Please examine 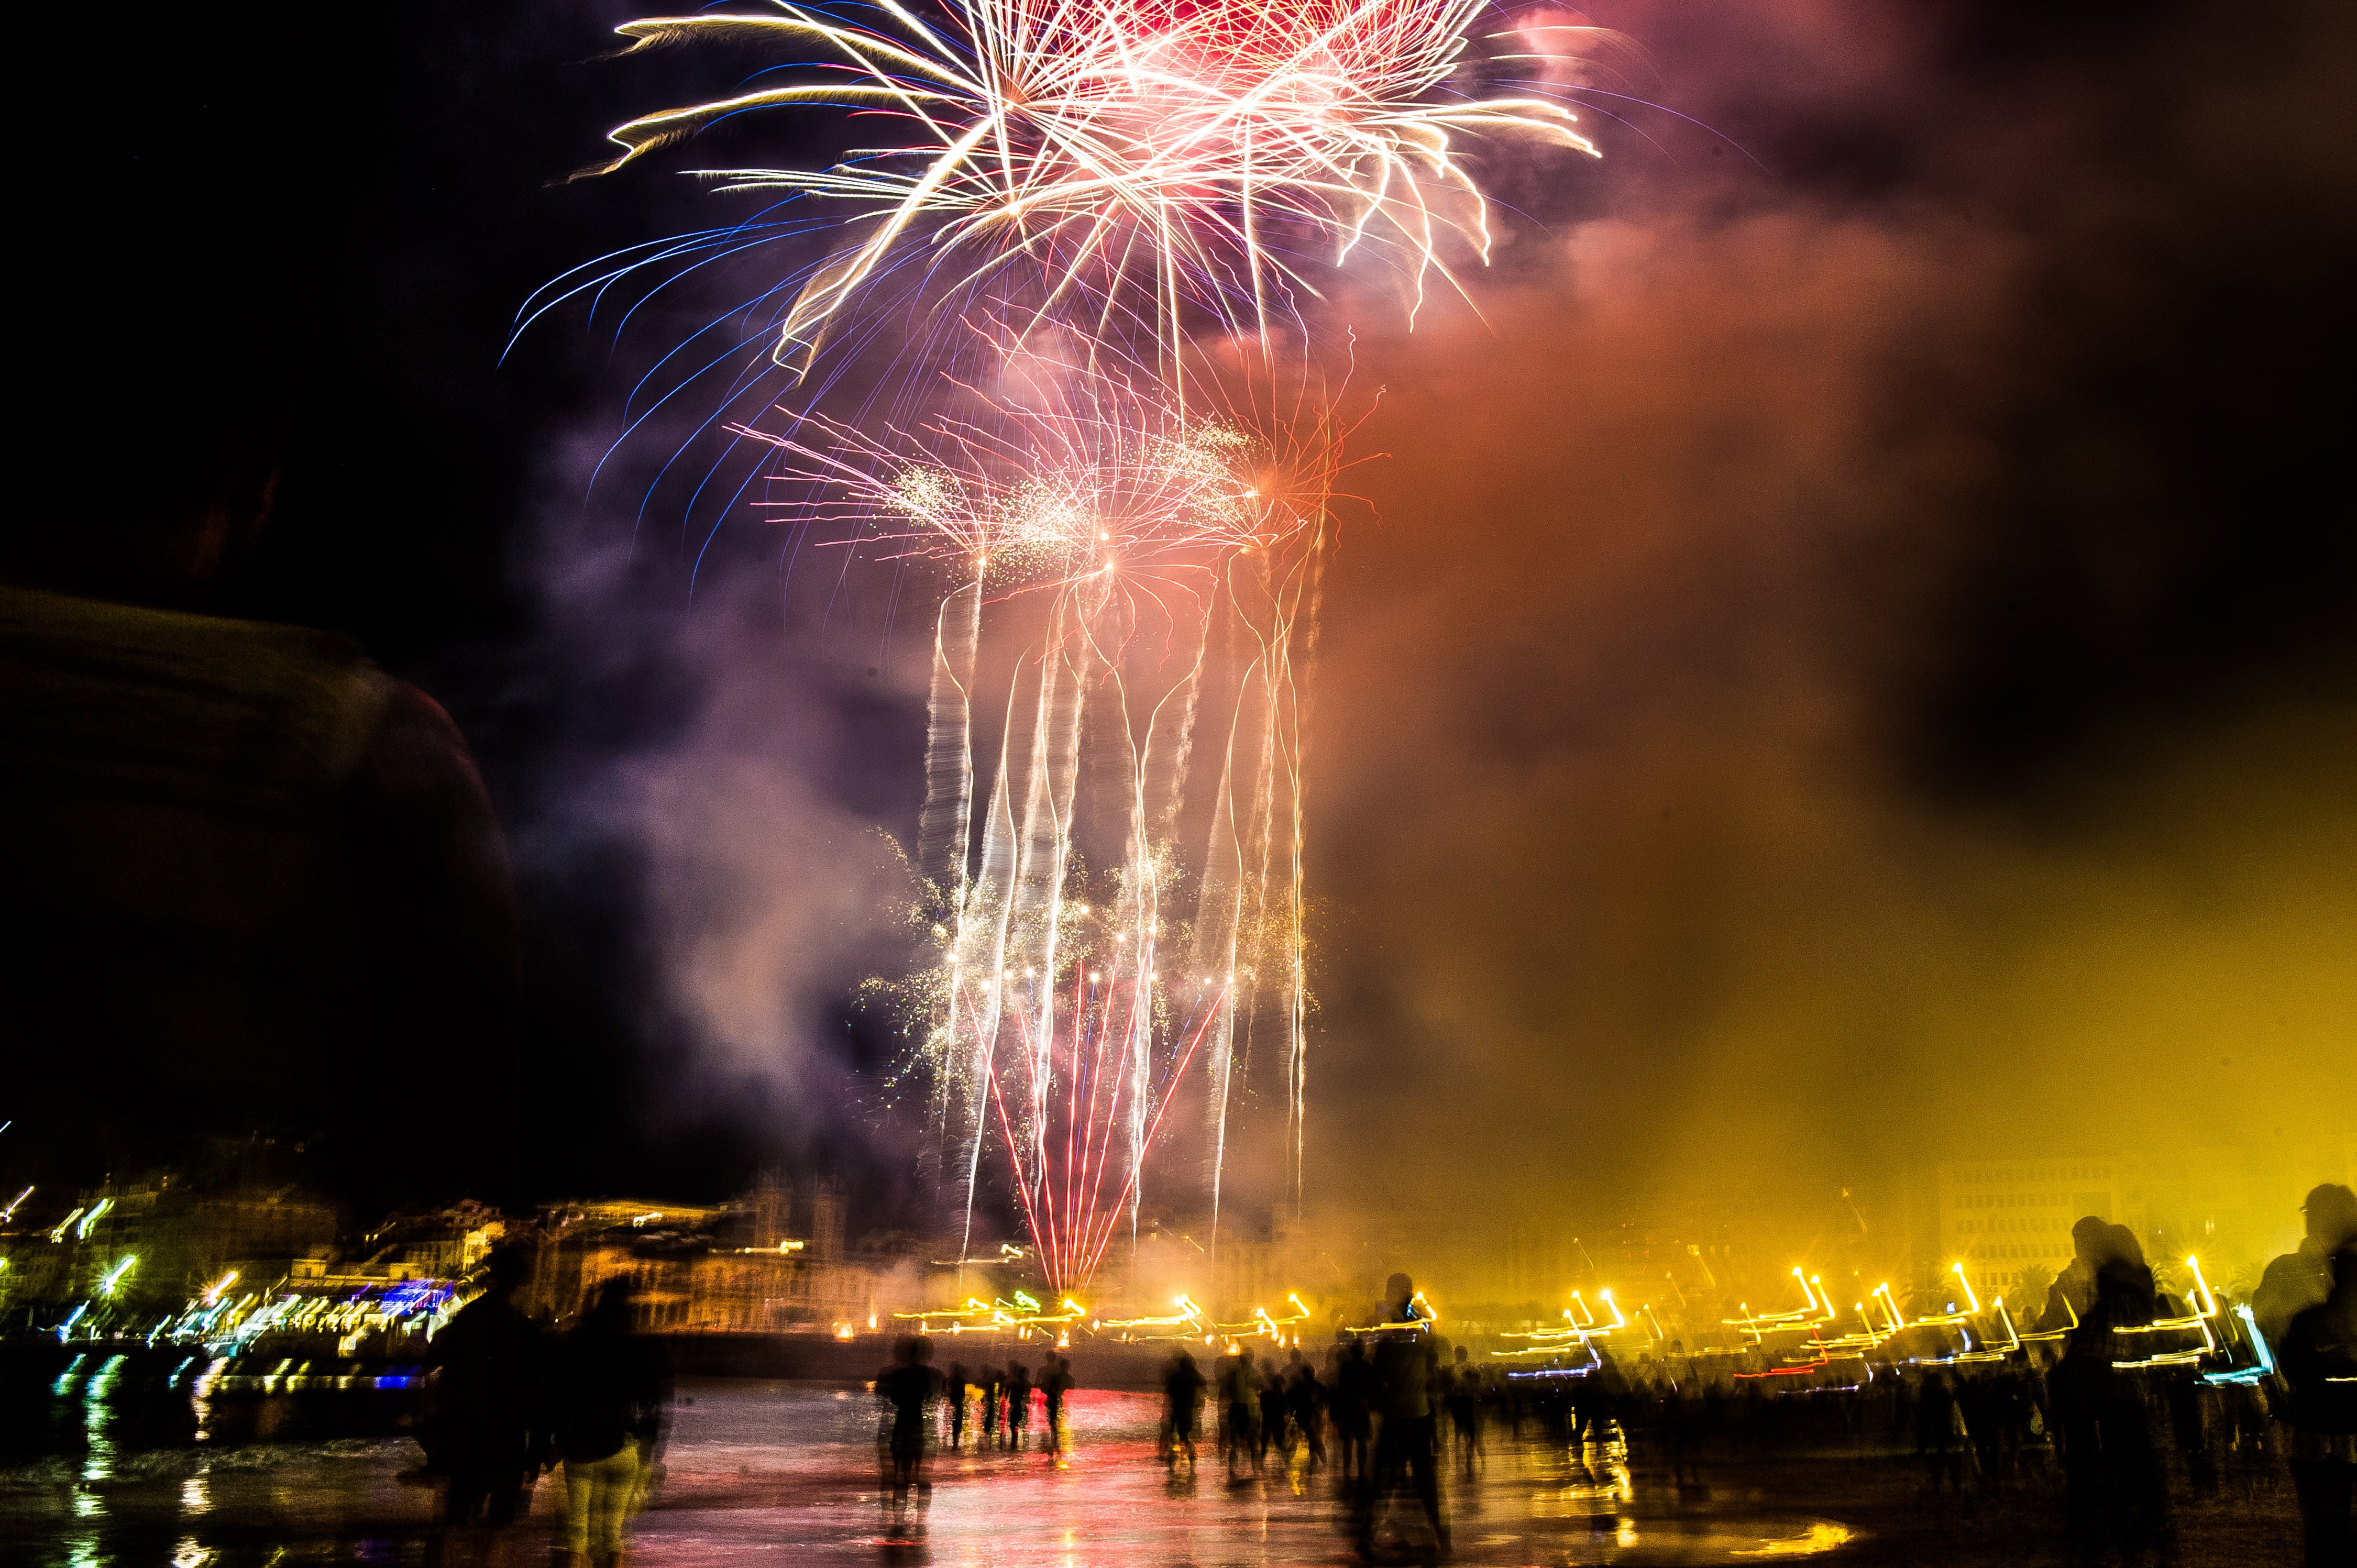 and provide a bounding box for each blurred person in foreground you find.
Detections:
[2275,1244,2356,1567]
[1351,1273,1447,1561]
[1038,1353,1074,1450]
[422,1246,545,1564]
[2051,1224,2168,1566]
[546,1278,670,1568]
[2255,1185,2357,1356]
[2039,1216,2114,1333]
[1218,1344,1260,1478]
[879,1335,940,1522]
[0,373,517,1205]
[2253,1184,2357,1556]
[1162,1348,1205,1472]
